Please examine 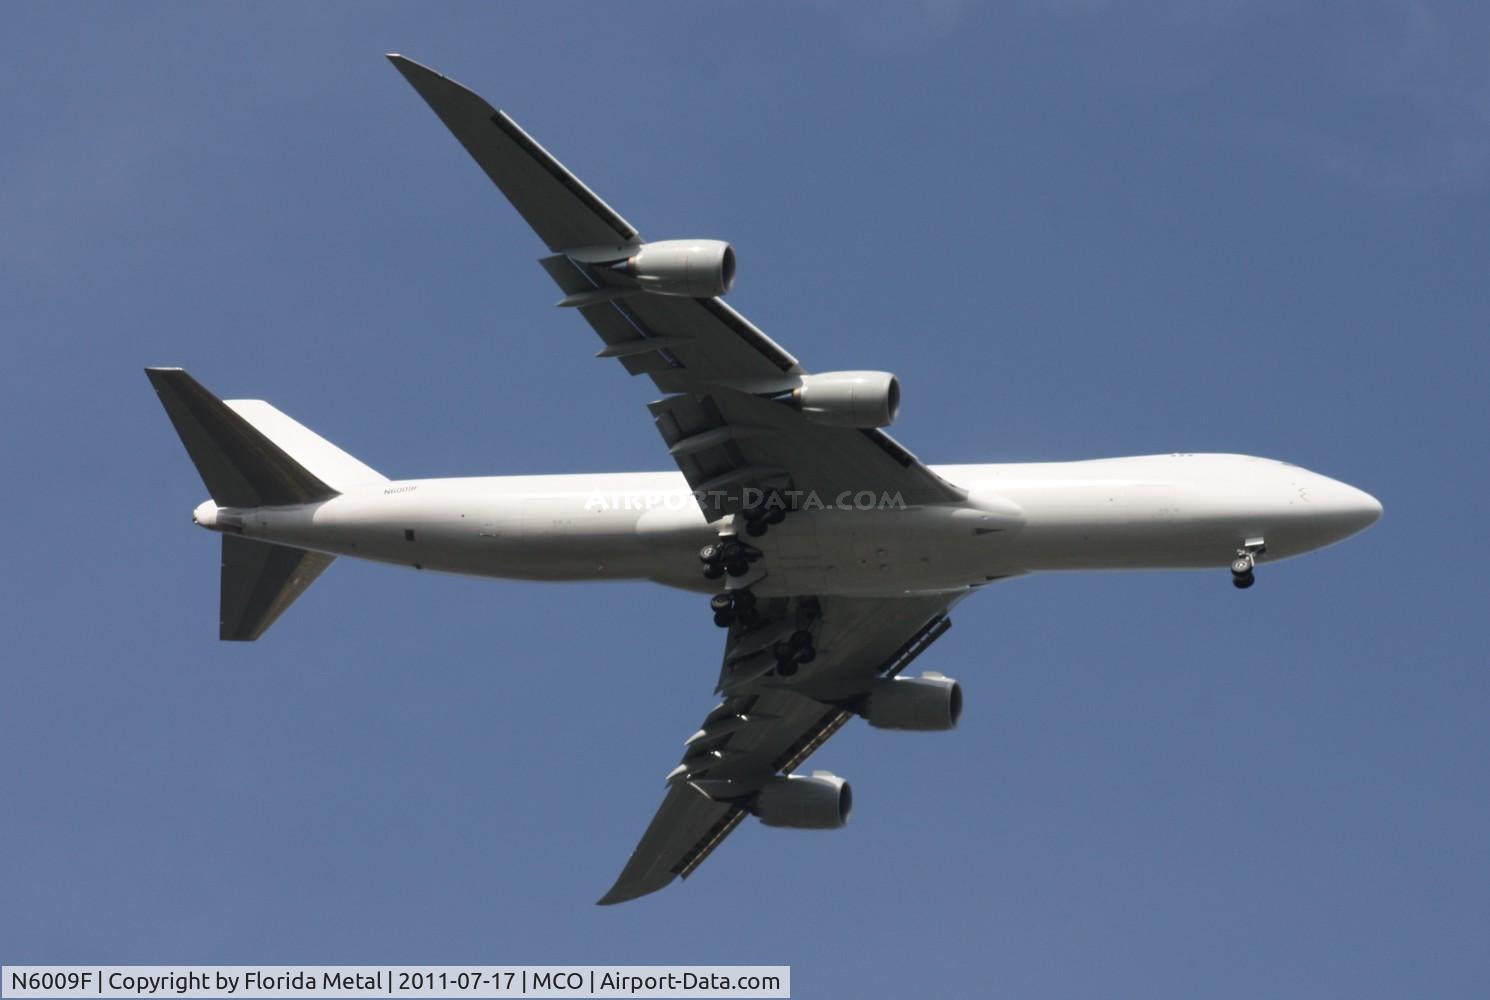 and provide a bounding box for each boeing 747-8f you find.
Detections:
[146,55,1381,904]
